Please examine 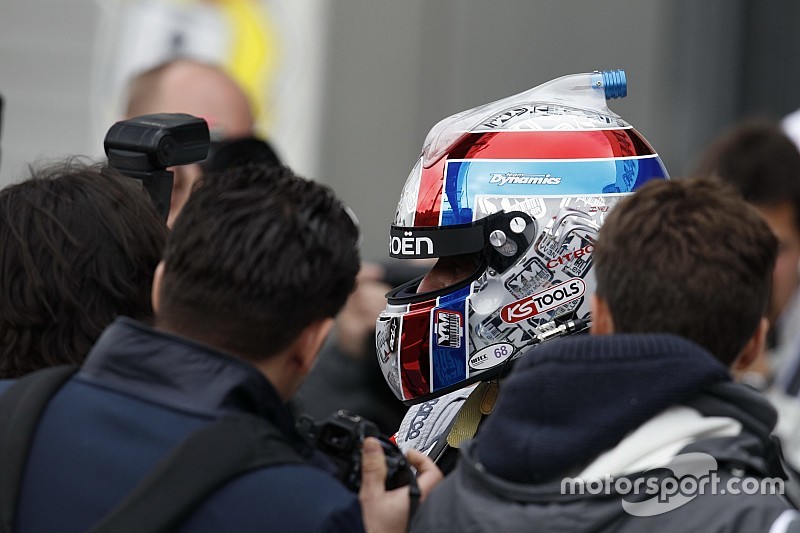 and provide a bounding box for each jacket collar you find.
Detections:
[78,317,296,437]
[681,381,786,479]
[476,333,732,483]
[459,382,785,502]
